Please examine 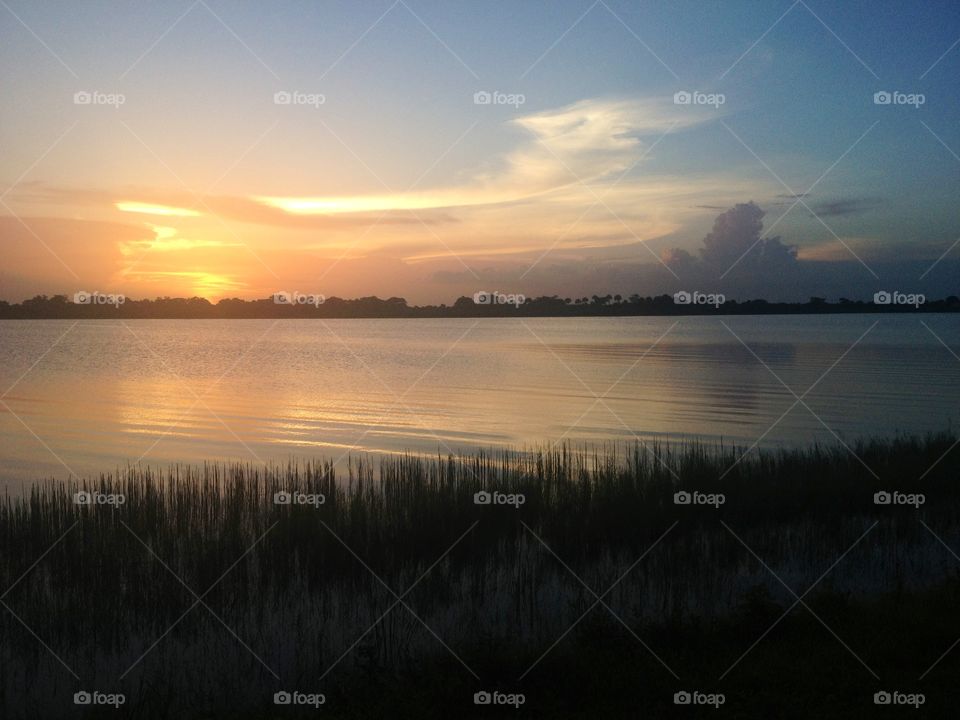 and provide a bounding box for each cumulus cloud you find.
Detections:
[664,202,797,277]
